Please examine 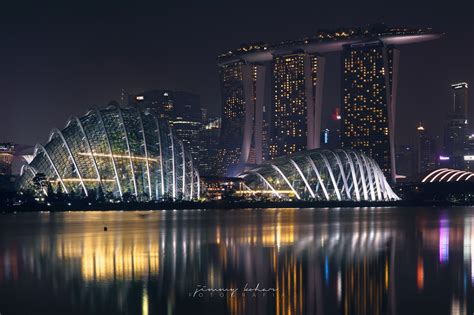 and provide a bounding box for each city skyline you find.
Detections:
[1,4,474,315]
[0,2,472,150]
